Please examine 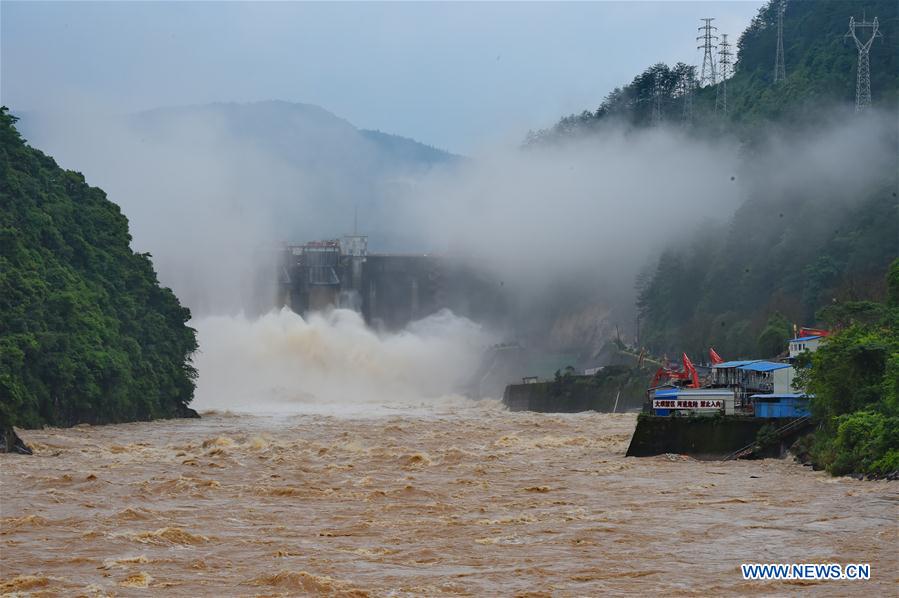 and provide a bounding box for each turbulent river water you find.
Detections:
[1,403,897,596]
